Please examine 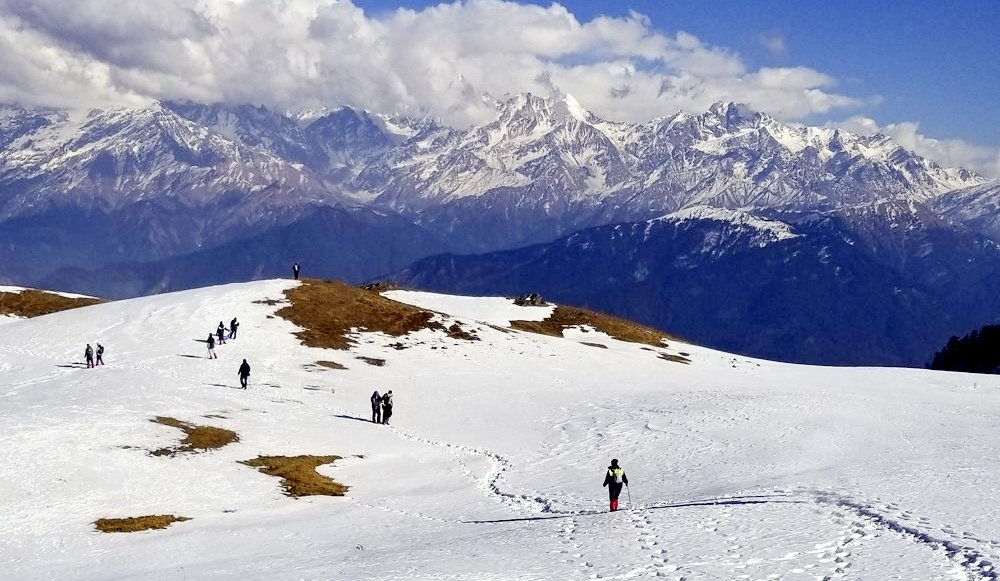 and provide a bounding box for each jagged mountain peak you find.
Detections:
[703,100,766,128]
